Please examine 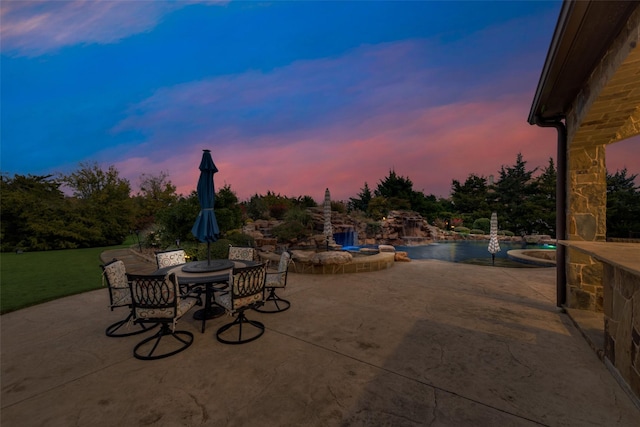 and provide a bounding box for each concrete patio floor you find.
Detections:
[2,253,639,426]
